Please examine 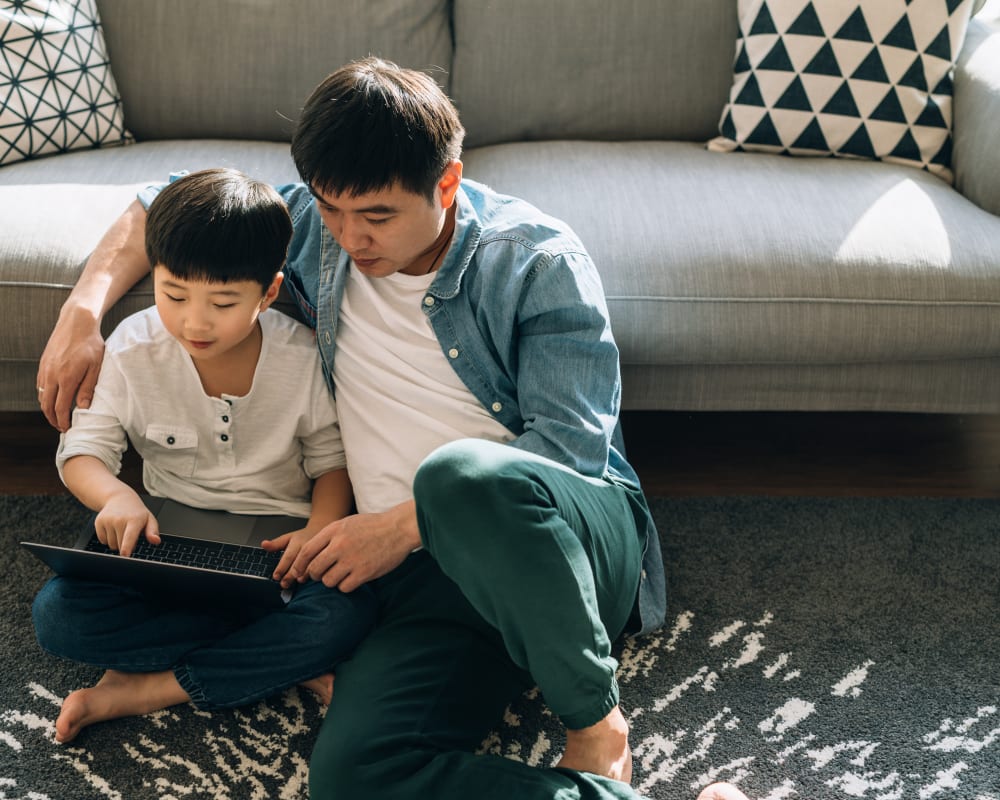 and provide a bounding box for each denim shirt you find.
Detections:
[277,178,665,636]
[139,175,665,634]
